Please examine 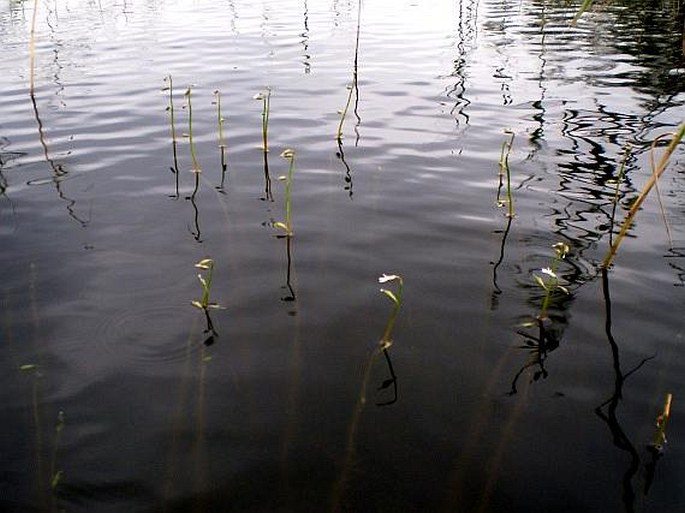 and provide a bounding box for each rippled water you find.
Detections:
[1,0,684,511]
